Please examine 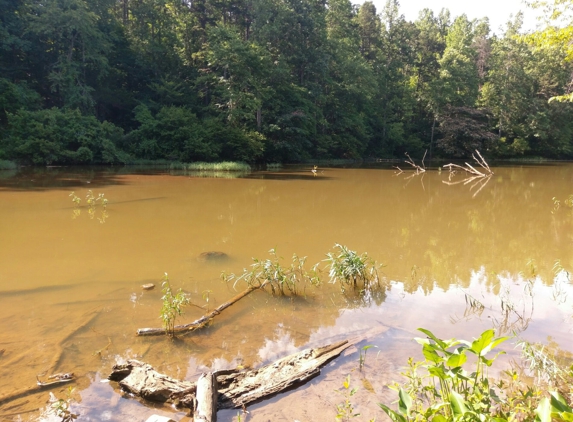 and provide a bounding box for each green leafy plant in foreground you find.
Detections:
[380,328,573,421]
[160,273,189,336]
[380,328,510,421]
